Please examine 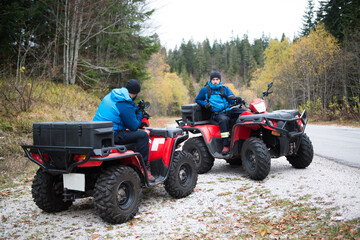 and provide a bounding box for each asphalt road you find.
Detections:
[305,124,360,168]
